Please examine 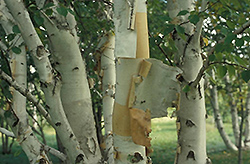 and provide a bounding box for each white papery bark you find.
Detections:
[4,1,88,163]
[0,3,51,163]
[40,5,102,163]
[167,0,209,163]
[96,32,115,164]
